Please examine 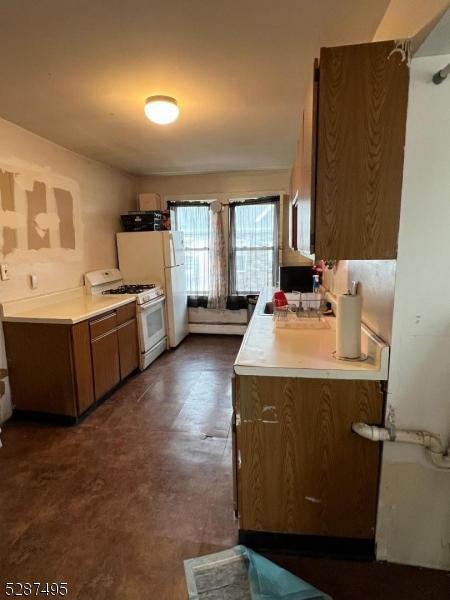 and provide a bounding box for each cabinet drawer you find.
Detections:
[116,302,136,325]
[89,312,117,340]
